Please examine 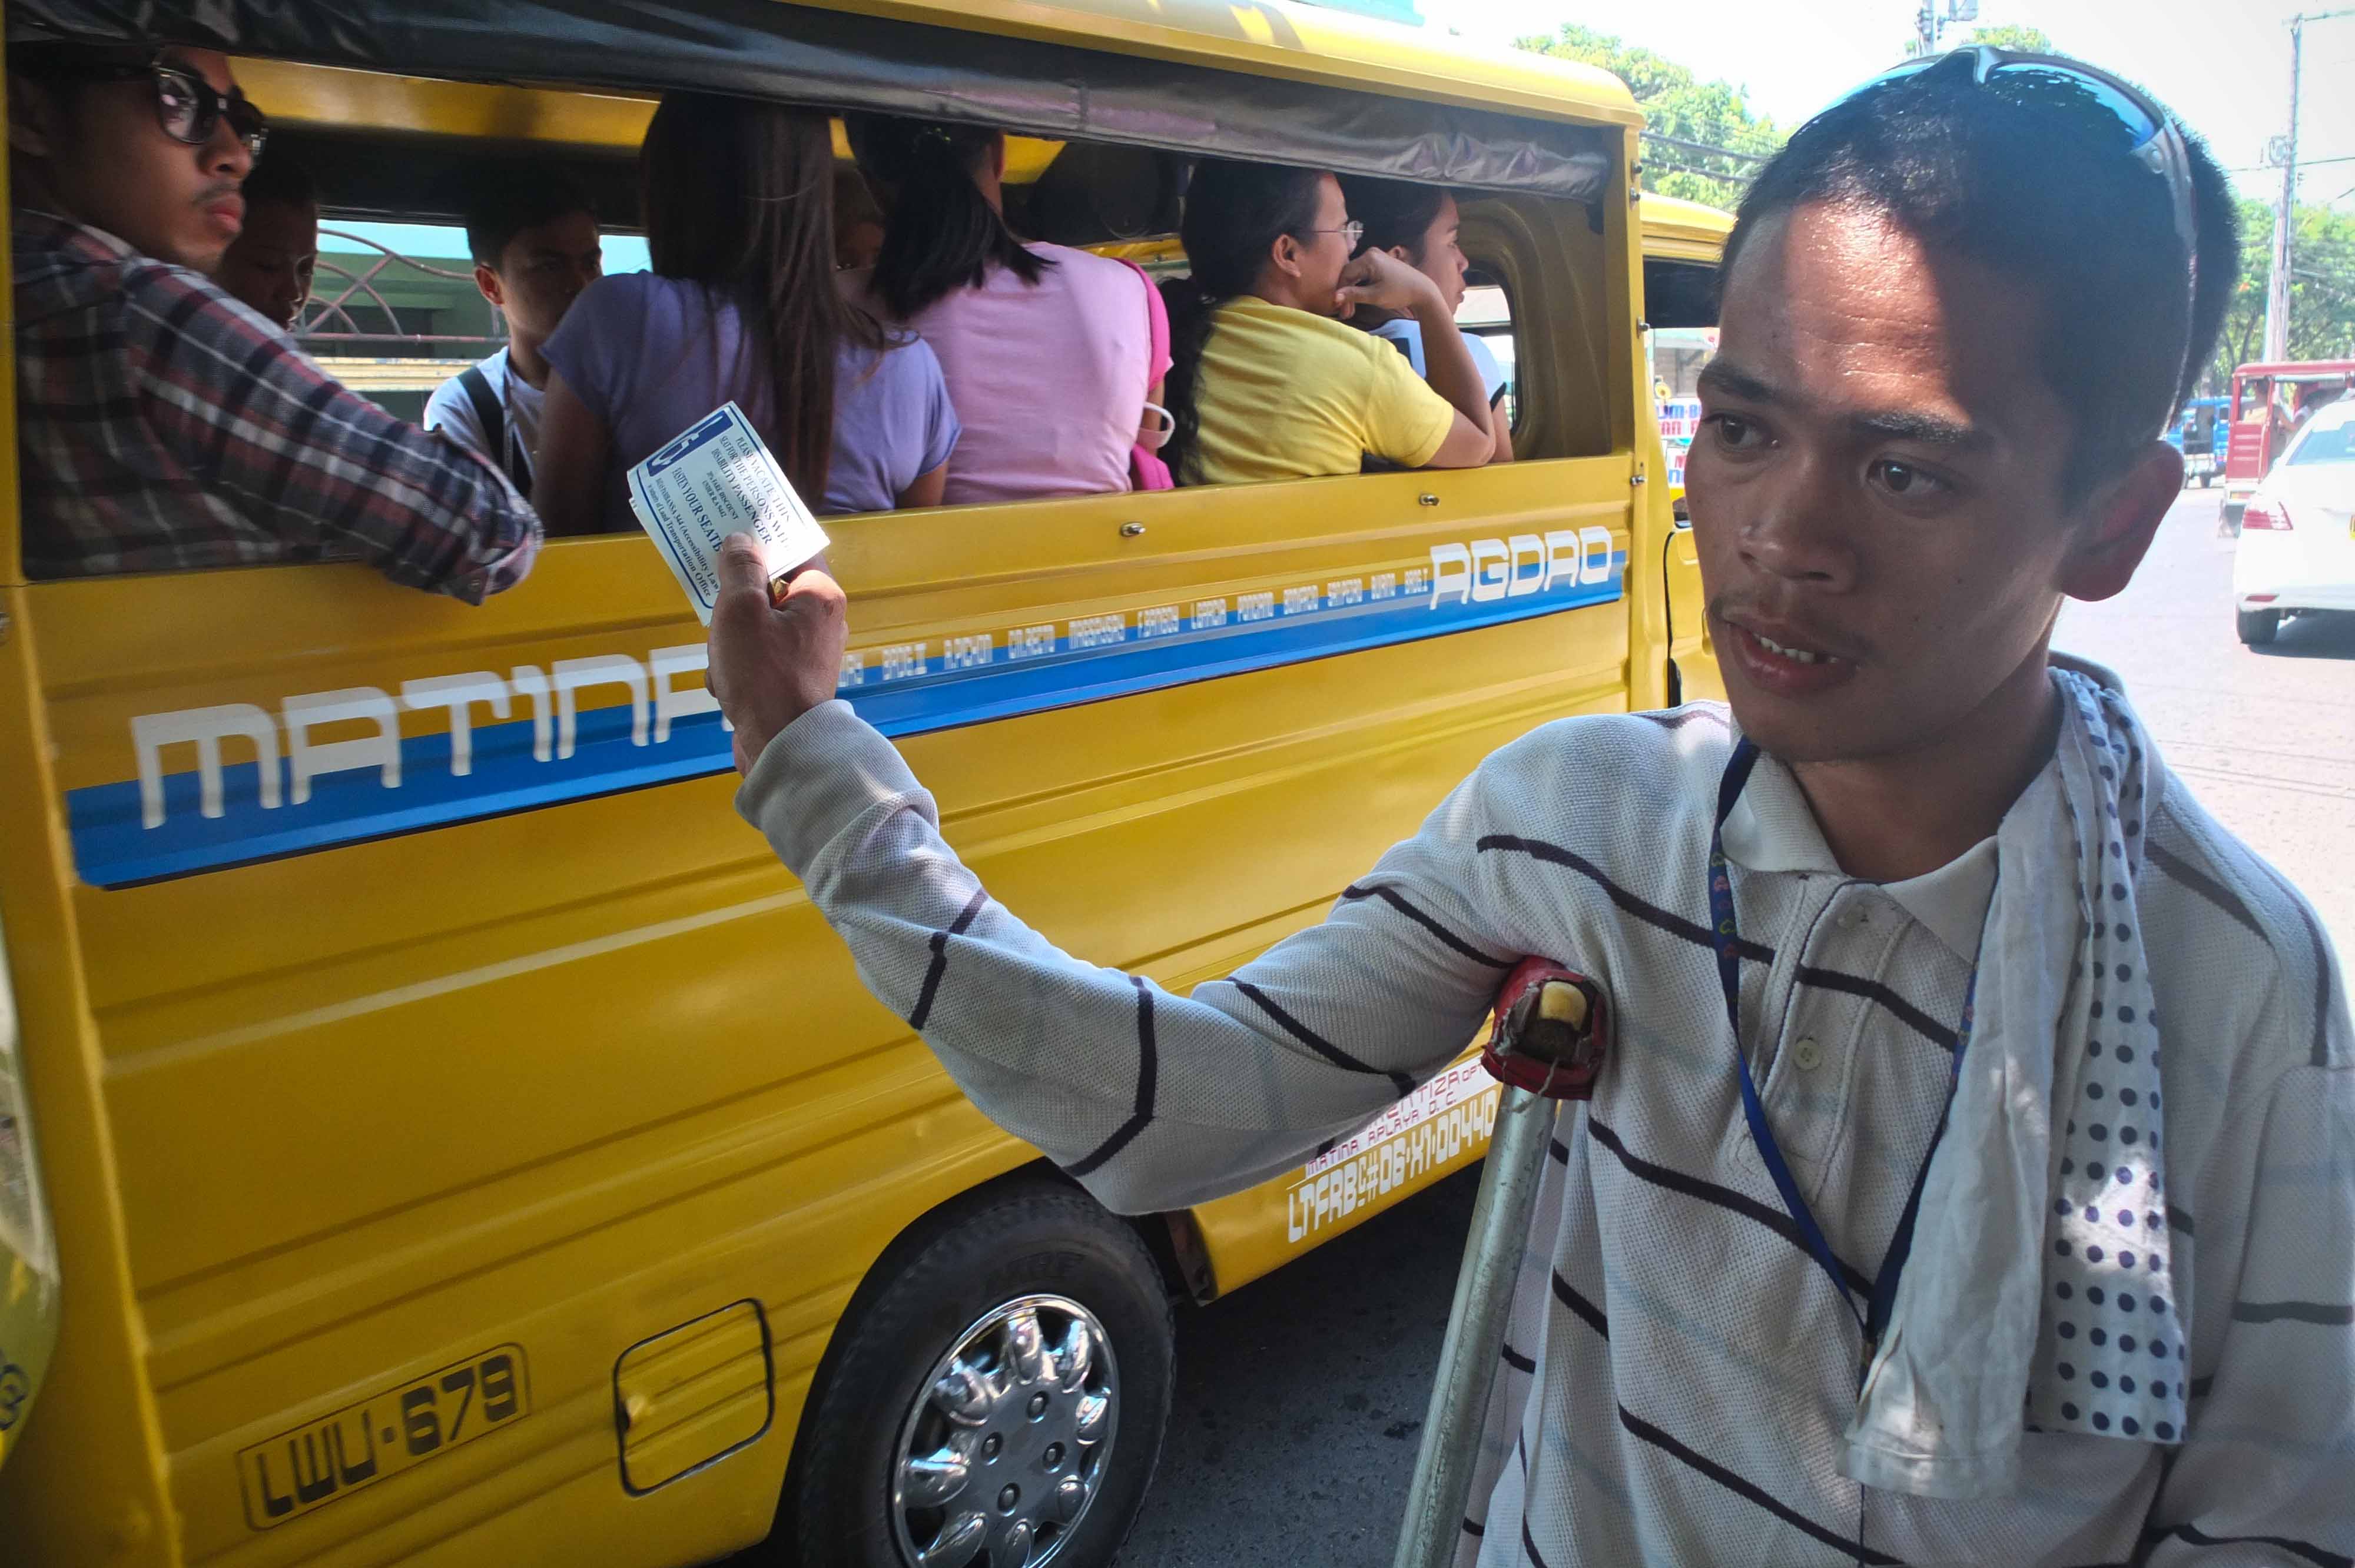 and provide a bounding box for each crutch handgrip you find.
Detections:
[1482,957,1608,1100]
